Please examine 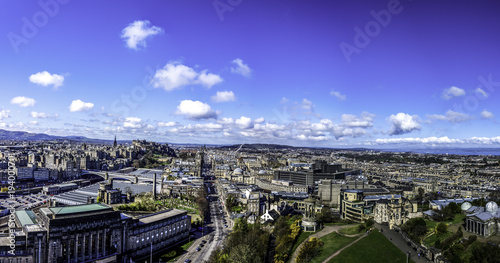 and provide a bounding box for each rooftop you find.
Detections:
[15,210,37,226]
[49,203,111,216]
[138,209,186,224]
